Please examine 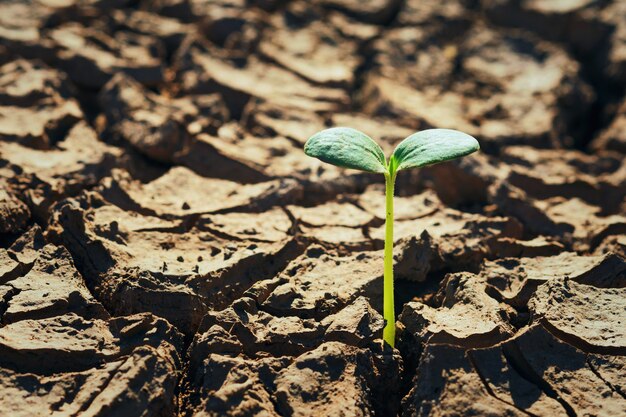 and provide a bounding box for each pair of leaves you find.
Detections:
[304,127,479,175]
